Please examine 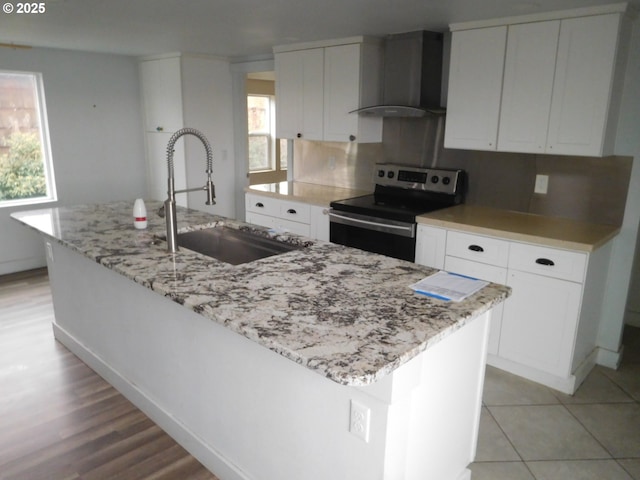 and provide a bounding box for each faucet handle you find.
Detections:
[157,204,166,218]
